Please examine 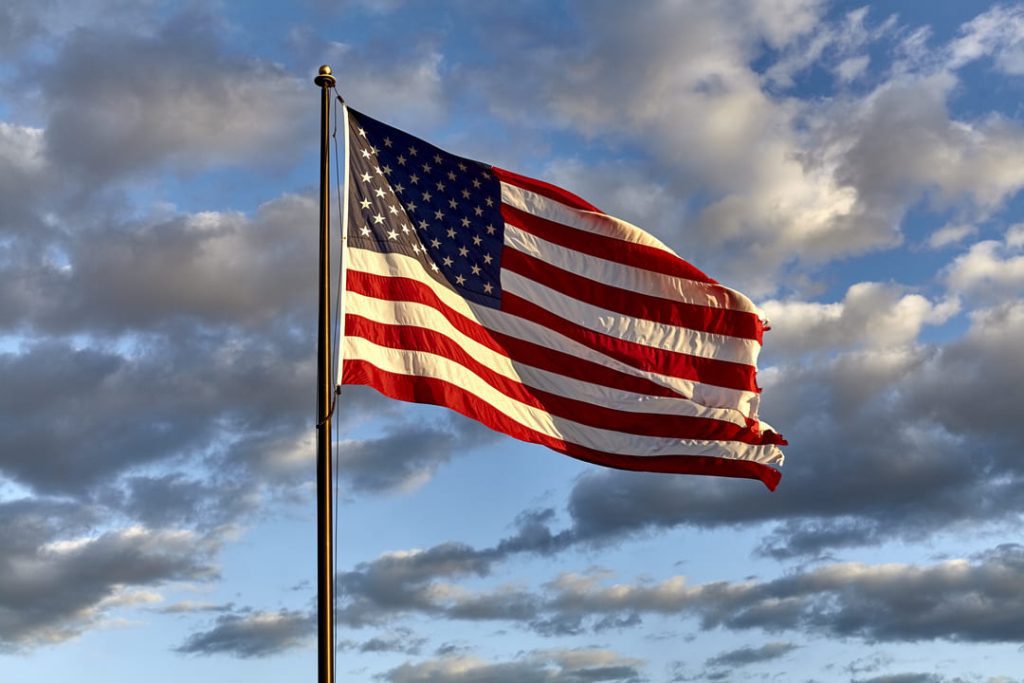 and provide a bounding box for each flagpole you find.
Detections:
[314,64,336,683]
